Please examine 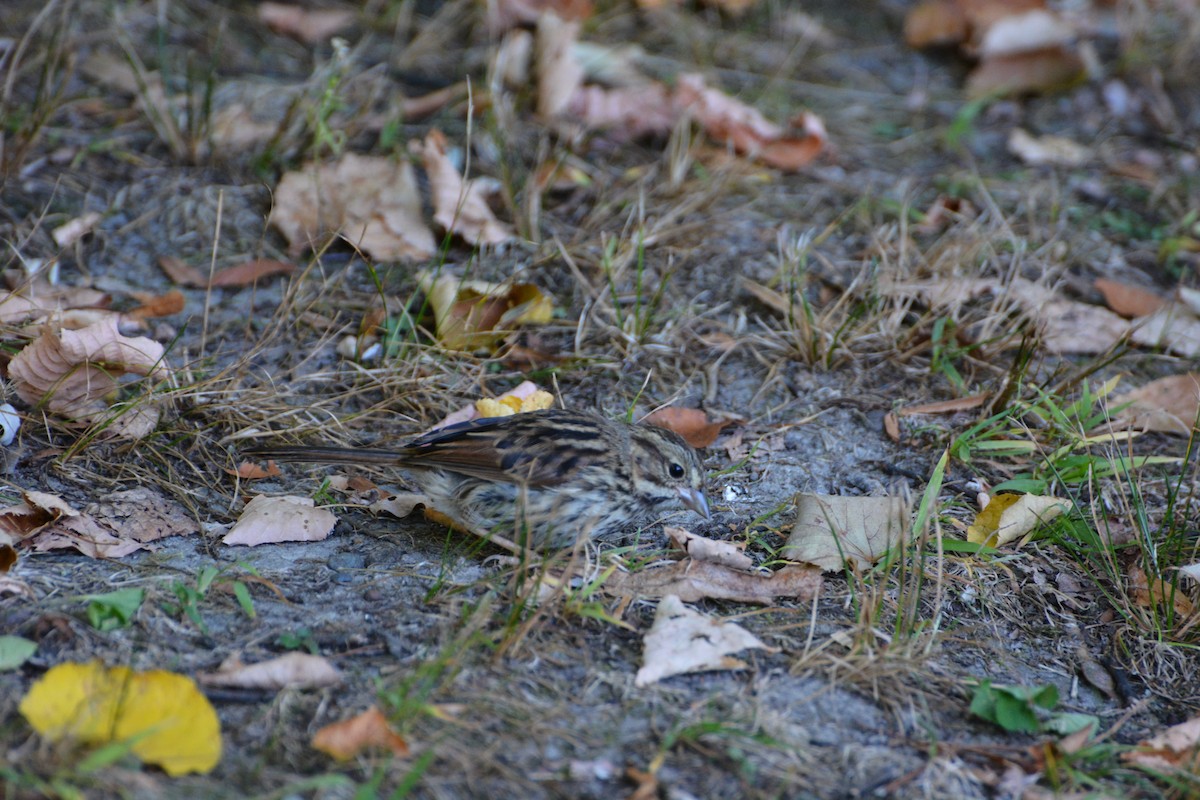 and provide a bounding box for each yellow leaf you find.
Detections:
[19,661,221,776]
[419,271,554,351]
[967,493,1072,547]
